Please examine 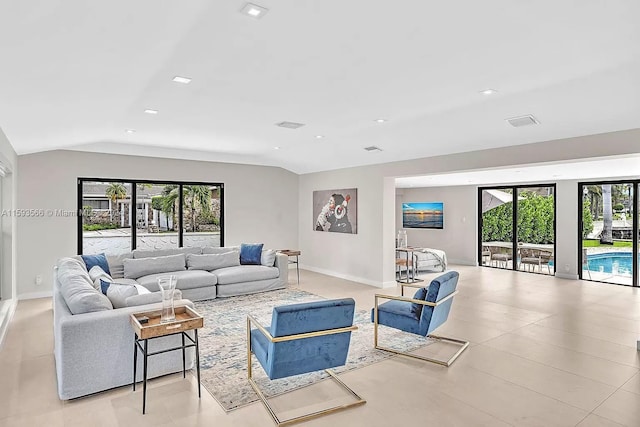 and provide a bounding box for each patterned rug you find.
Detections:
[193,288,433,412]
